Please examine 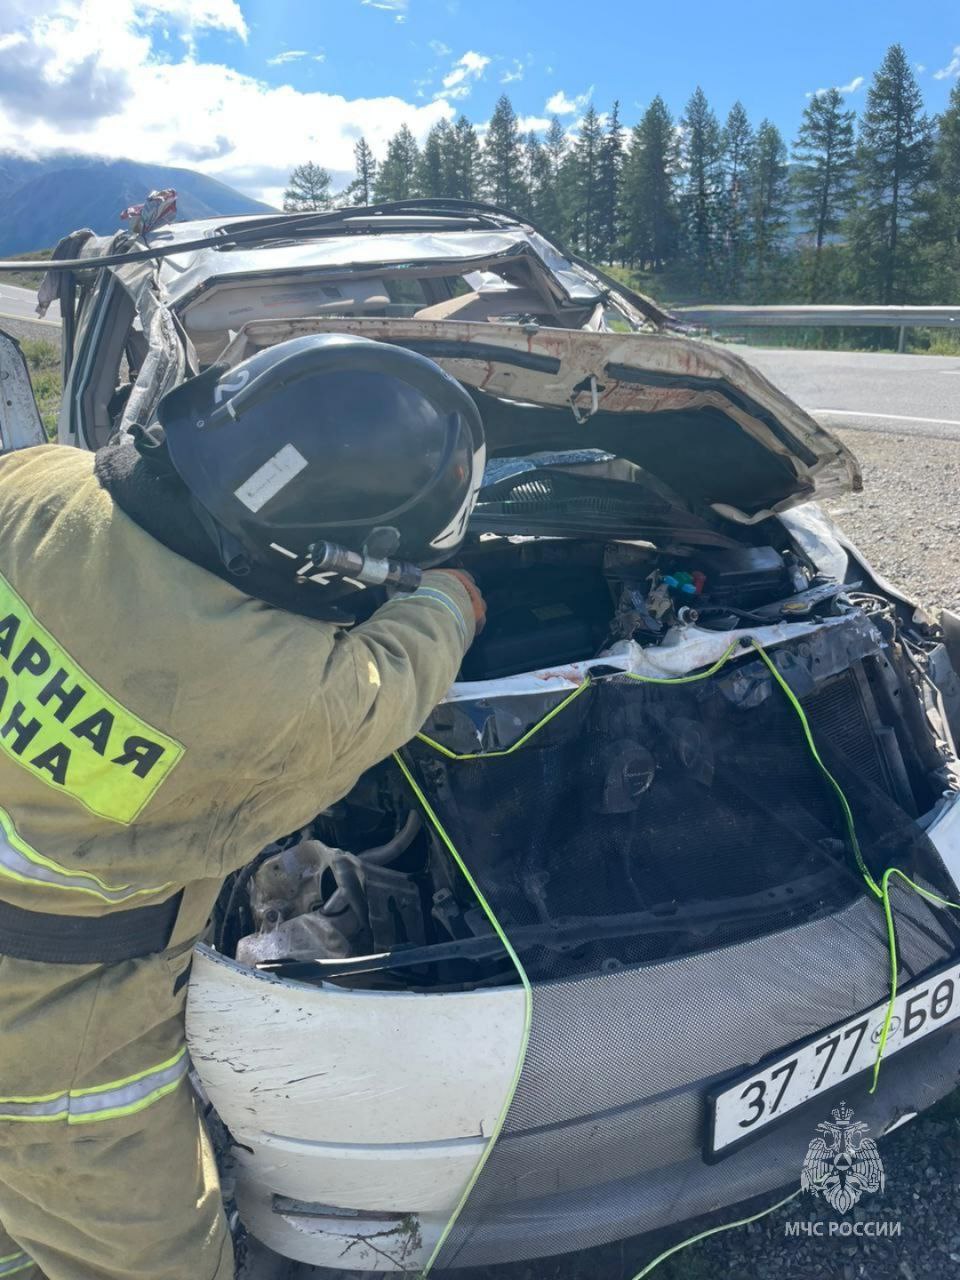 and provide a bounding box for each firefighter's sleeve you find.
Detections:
[306,570,477,786]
